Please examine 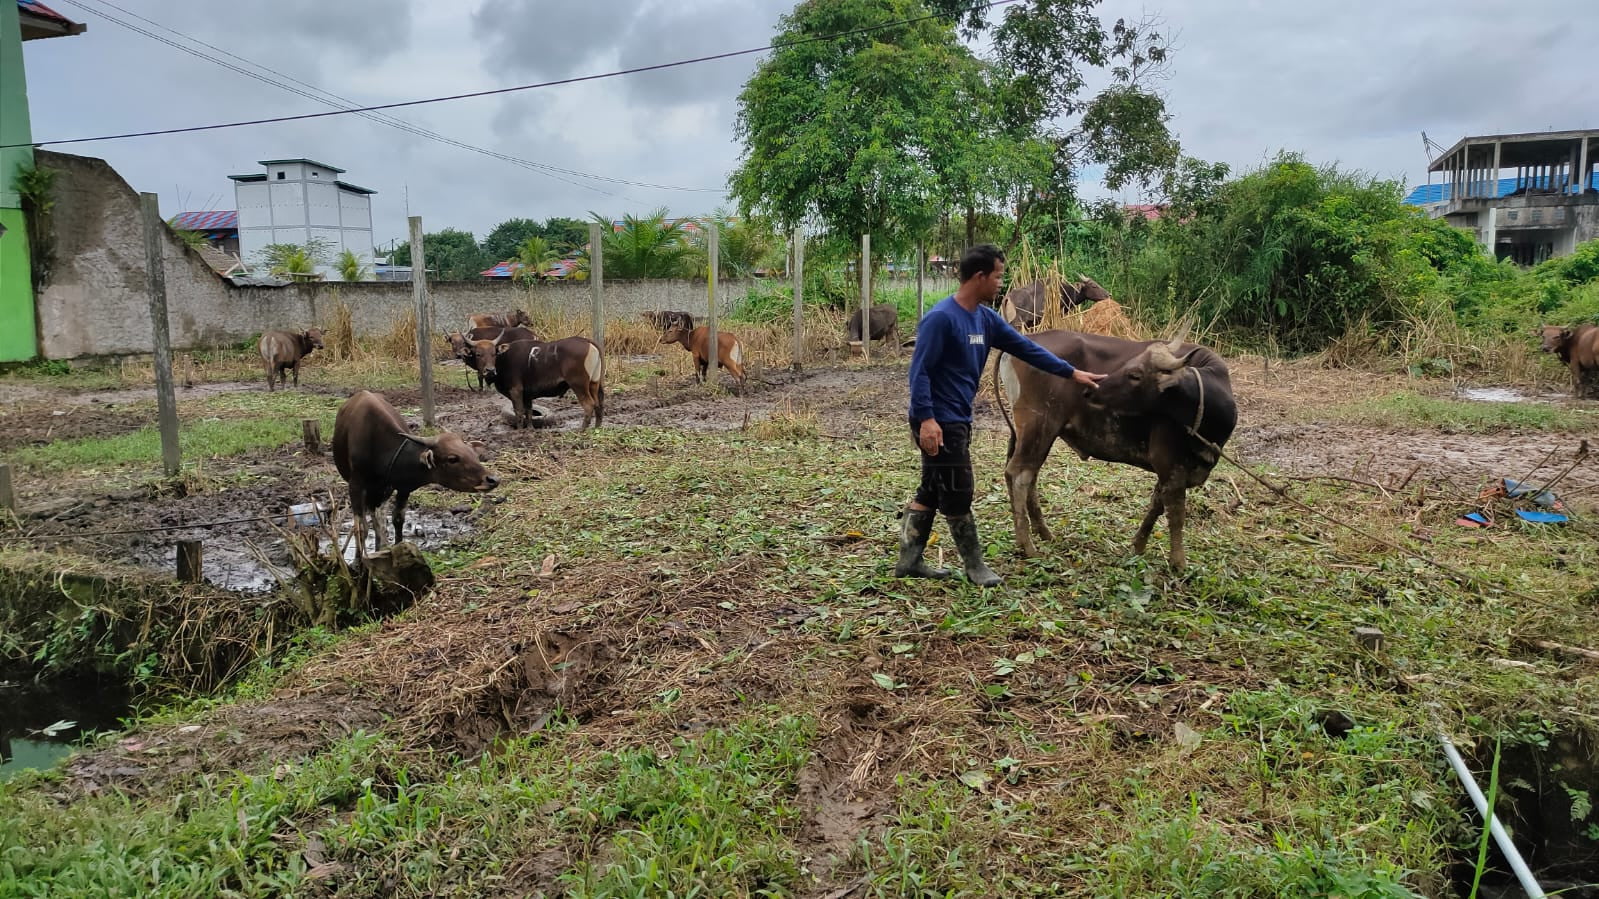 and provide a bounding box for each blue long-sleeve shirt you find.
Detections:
[907,295,1078,424]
